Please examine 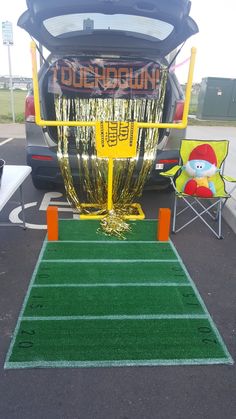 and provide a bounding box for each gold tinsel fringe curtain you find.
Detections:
[54,64,168,215]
